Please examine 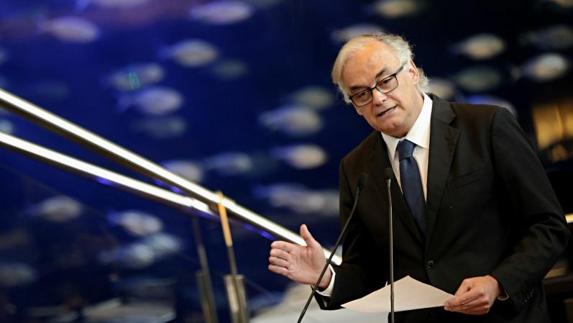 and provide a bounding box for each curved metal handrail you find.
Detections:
[0,88,341,264]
